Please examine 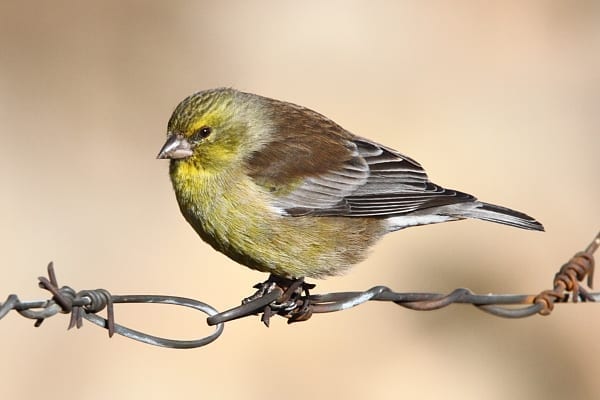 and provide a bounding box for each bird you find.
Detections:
[158,88,543,280]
